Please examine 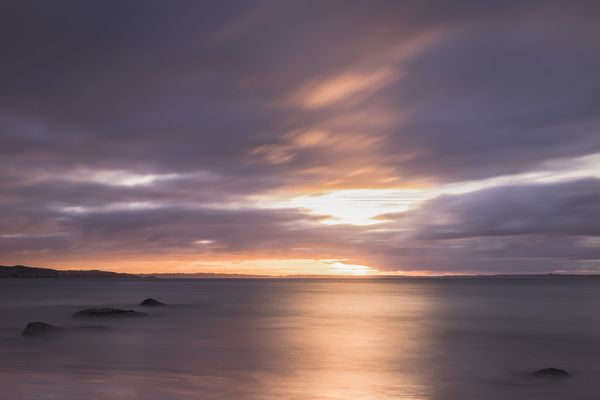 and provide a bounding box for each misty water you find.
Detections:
[1,277,600,400]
